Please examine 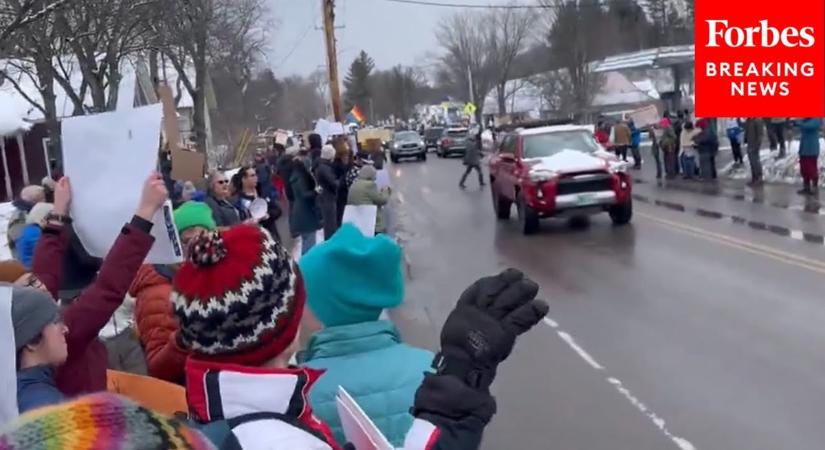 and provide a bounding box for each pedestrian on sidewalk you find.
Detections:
[672,112,685,175]
[348,165,390,234]
[314,145,340,240]
[694,119,719,181]
[725,117,744,165]
[612,120,632,163]
[649,125,663,179]
[680,121,700,179]
[628,118,642,168]
[744,118,764,185]
[796,118,822,196]
[288,155,322,255]
[770,118,788,157]
[459,128,485,189]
